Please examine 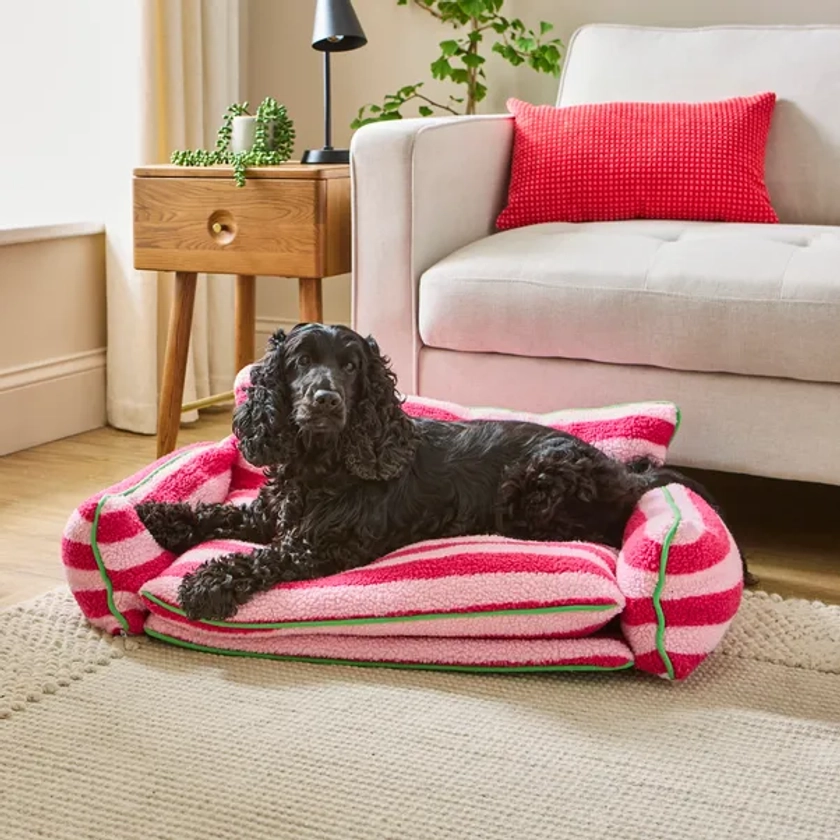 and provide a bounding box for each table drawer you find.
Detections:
[133,176,327,276]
